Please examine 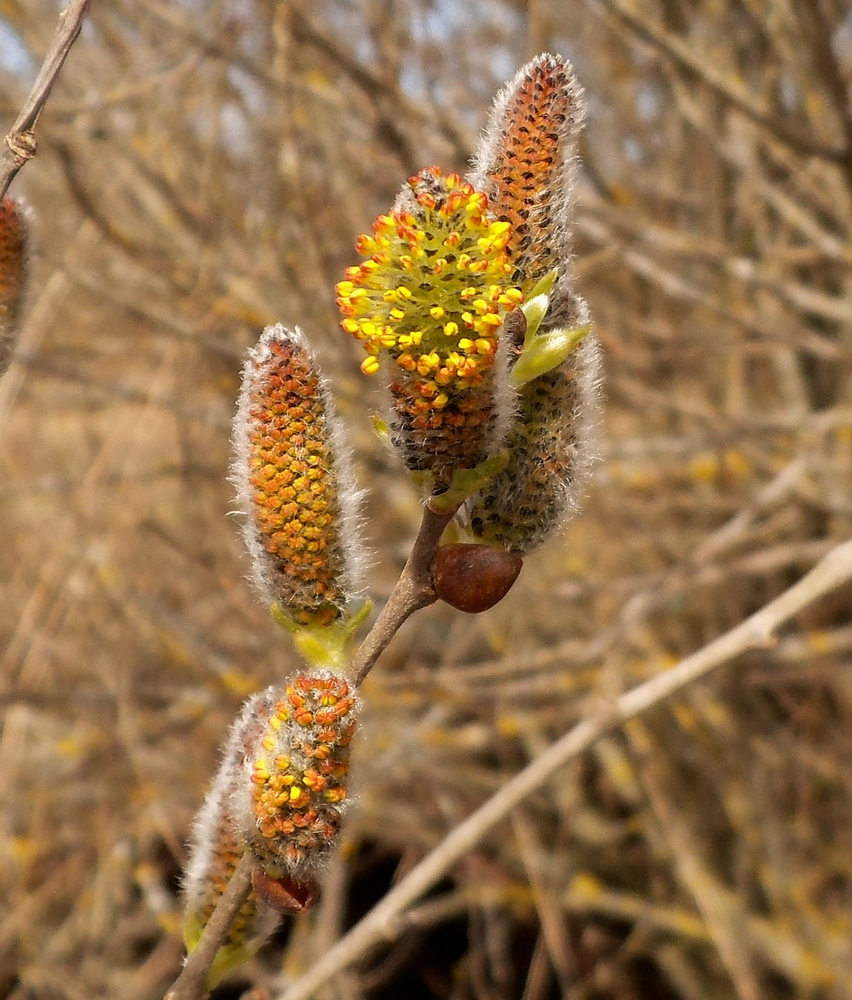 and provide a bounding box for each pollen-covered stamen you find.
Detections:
[336,168,522,483]
[336,166,523,397]
[232,325,365,626]
[236,674,359,878]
